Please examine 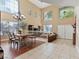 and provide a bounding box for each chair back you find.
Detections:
[8,32,13,39]
[12,33,16,38]
[8,32,16,40]
[13,33,20,40]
